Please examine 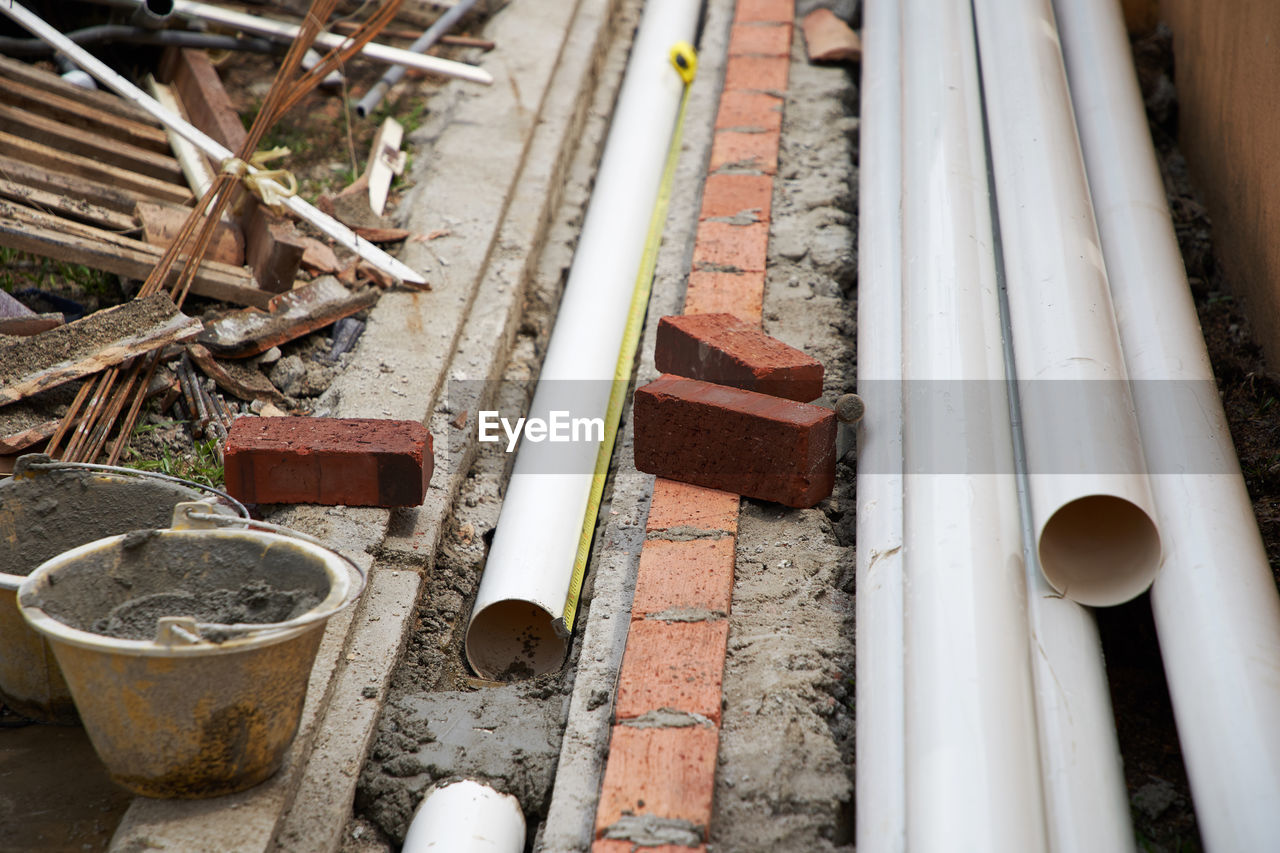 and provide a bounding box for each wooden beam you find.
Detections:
[0,202,273,309]
[159,47,247,151]
[0,155,146,214]
[0,177,137,233]
[242,203,306,293]
[0,293,202,407]
[0,102,185,184]
[0,75,170,153]
[0,131,192,206]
